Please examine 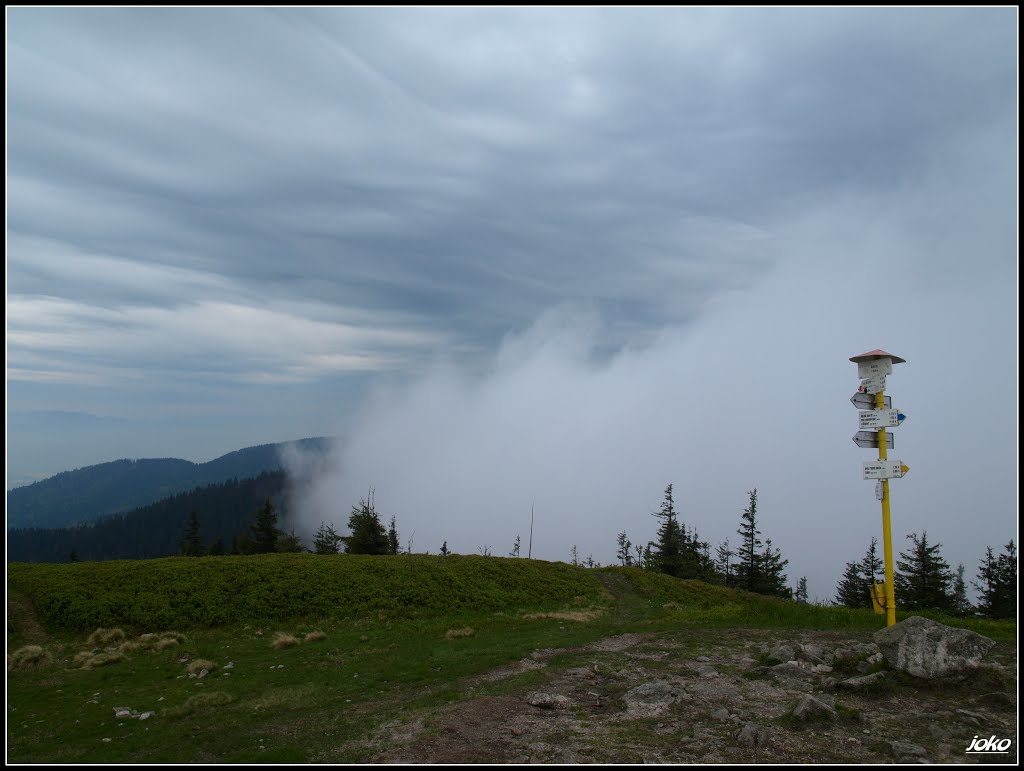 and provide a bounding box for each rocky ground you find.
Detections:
[364,627,1017,764]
